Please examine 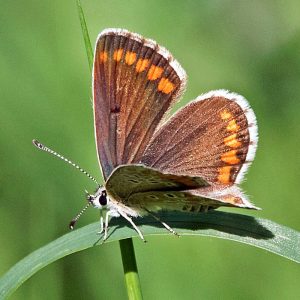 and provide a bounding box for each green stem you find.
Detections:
[76,0,93,71]
[119,238,143,300]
